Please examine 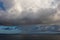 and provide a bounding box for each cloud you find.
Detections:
[0,0,60,25]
